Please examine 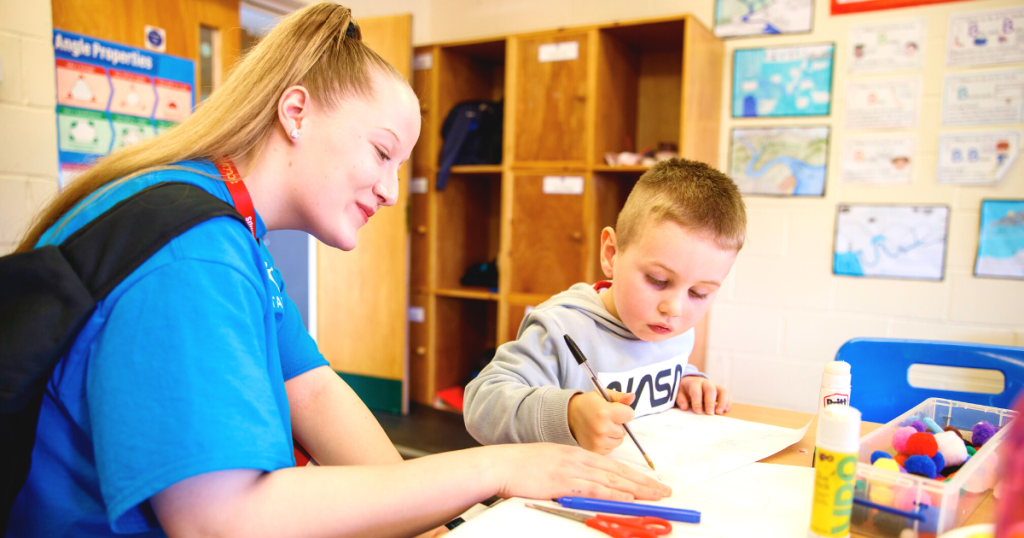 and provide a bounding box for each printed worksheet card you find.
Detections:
[845,77,921,130]
[834,205,949,281]
[948,7,1024,67]
[729,126,830,196]
[732,44,834,118]
[714,0,813,38]
[975,199,1024,280]
[937,131,1021,185]
[942,69,1024,126]
[52,29,194,187]
[848,19,926,74]
[842,135,916,184]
